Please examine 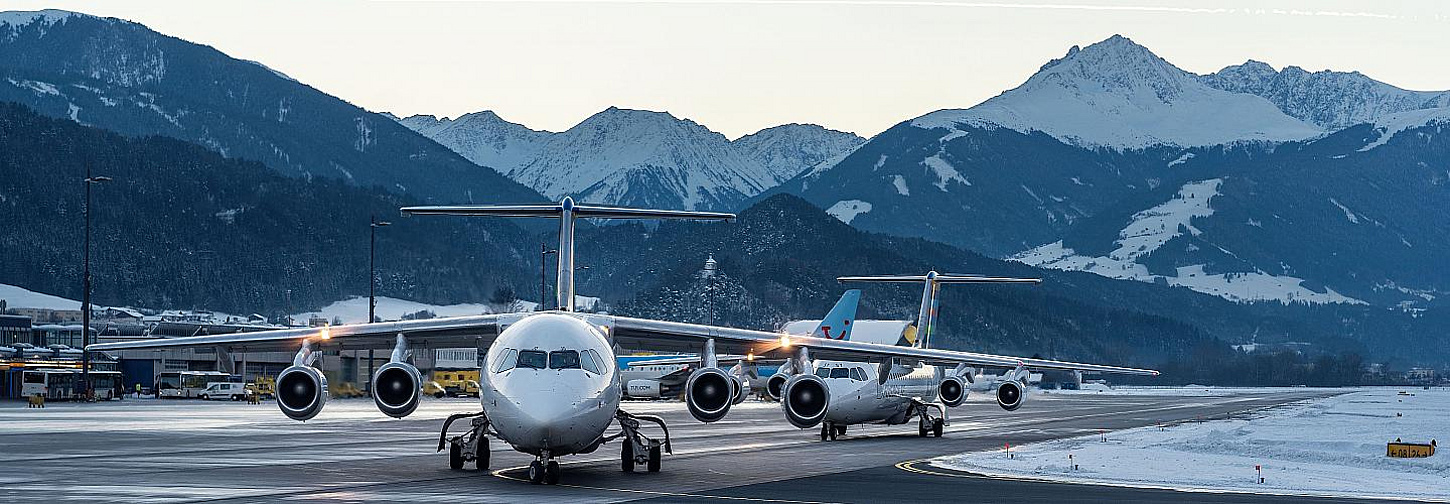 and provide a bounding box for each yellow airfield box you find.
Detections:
[1387,439,1436,458]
